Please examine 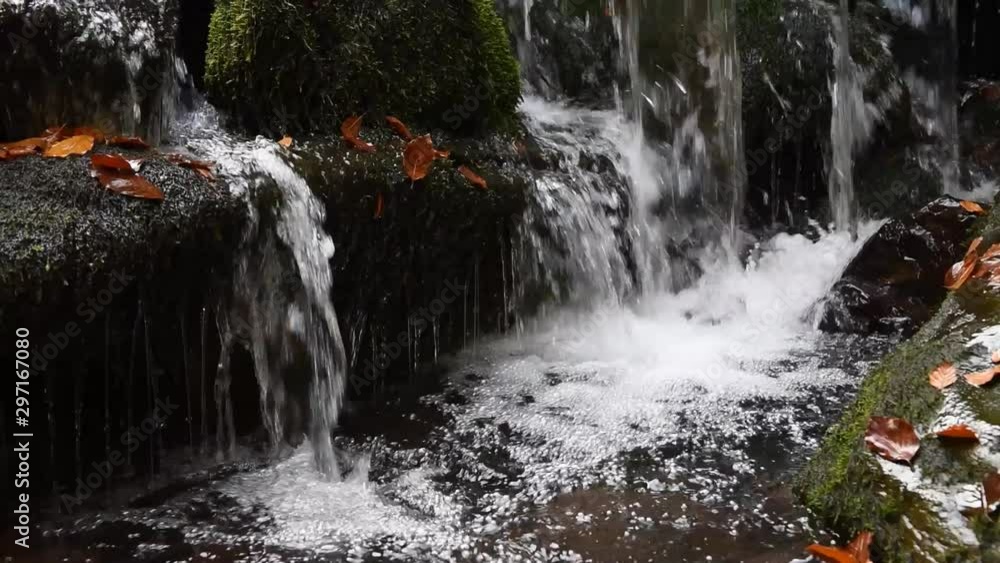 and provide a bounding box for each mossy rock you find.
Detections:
[799,200,1000,561]
[205,0,521,136]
